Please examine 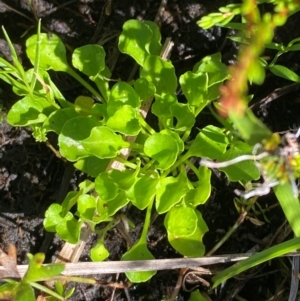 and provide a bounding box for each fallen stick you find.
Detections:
[5,252,300,278]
